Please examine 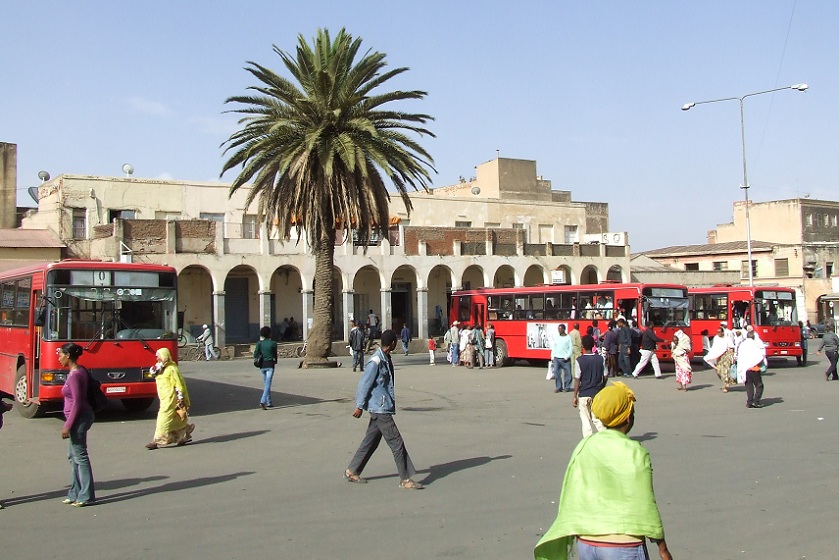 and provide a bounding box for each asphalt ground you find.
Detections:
[1,351,837,559]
